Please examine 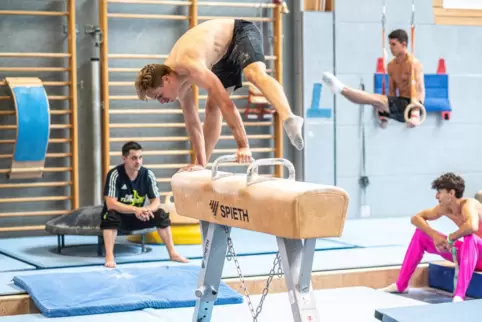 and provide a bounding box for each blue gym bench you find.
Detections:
[374,58,452,121]
[428,260,482,298]
[5,77,50,179]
